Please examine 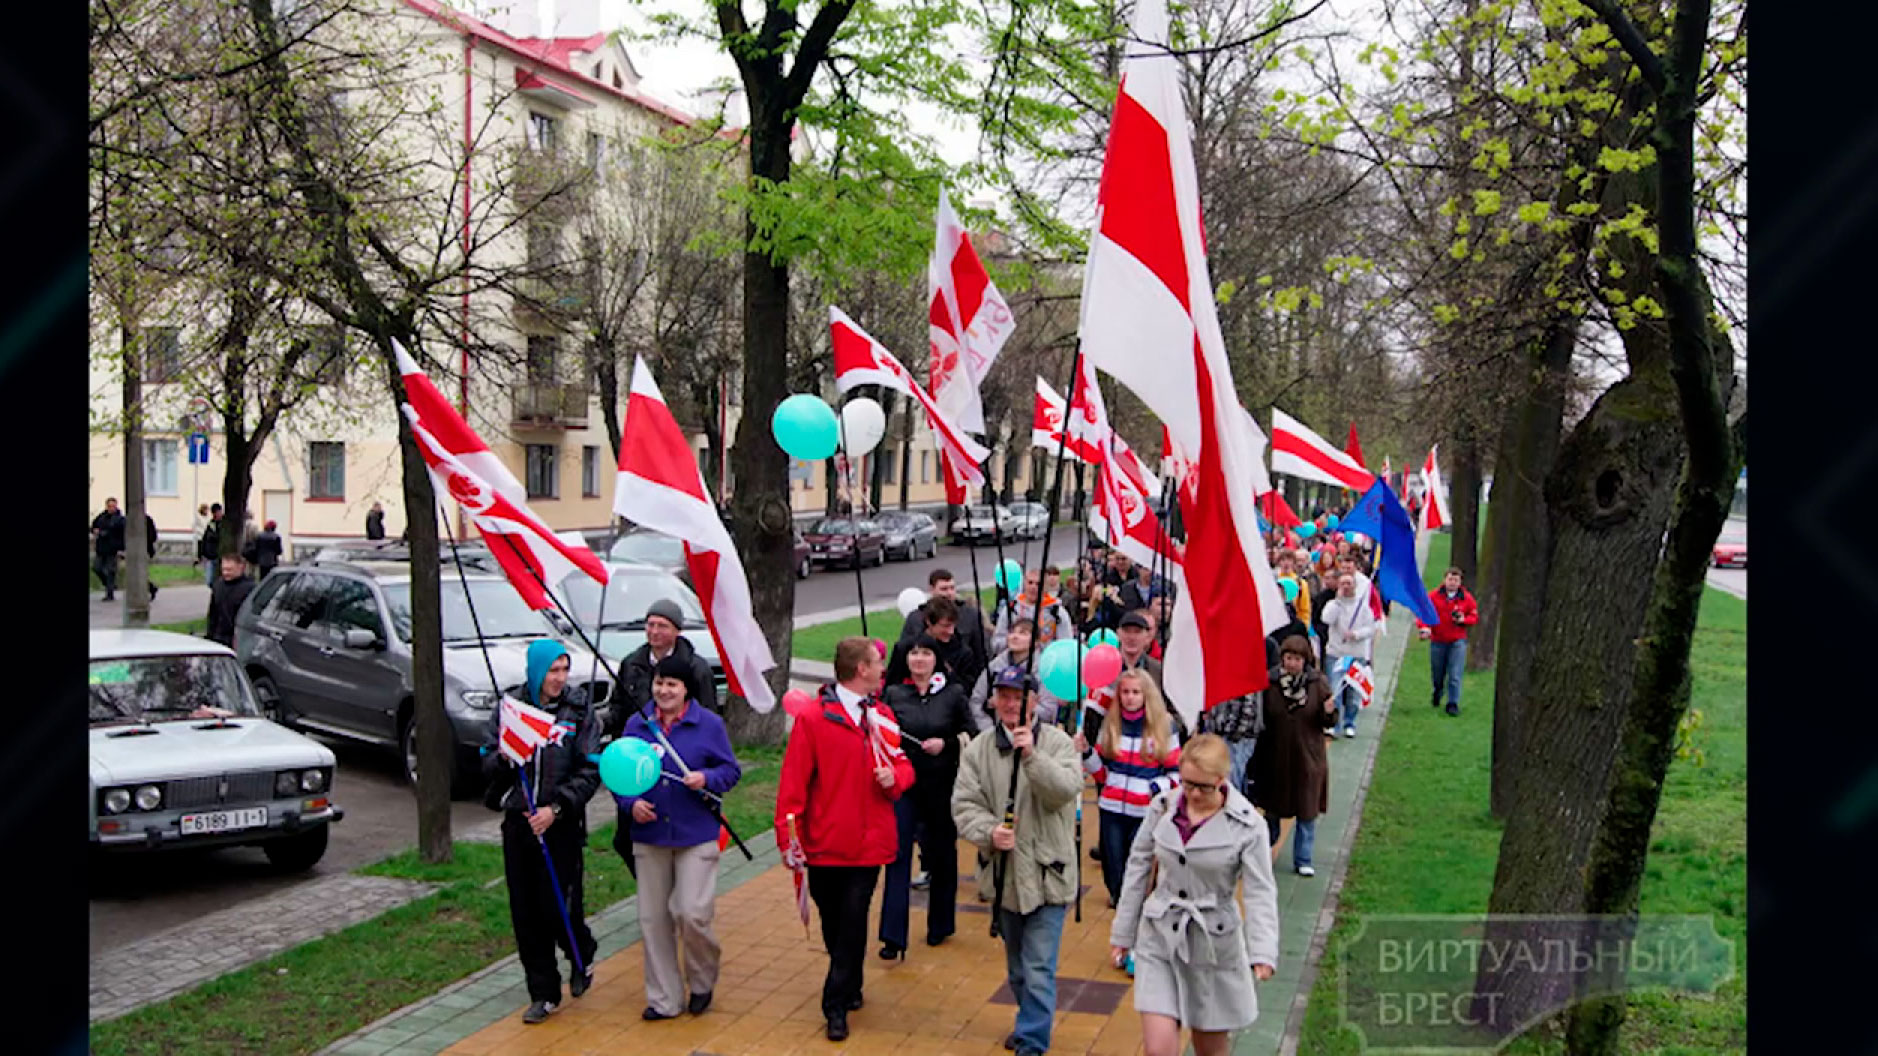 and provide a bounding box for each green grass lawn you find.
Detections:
[89,561,204,592]
[89,744,785,1056]
[1296,533,1746,1054]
